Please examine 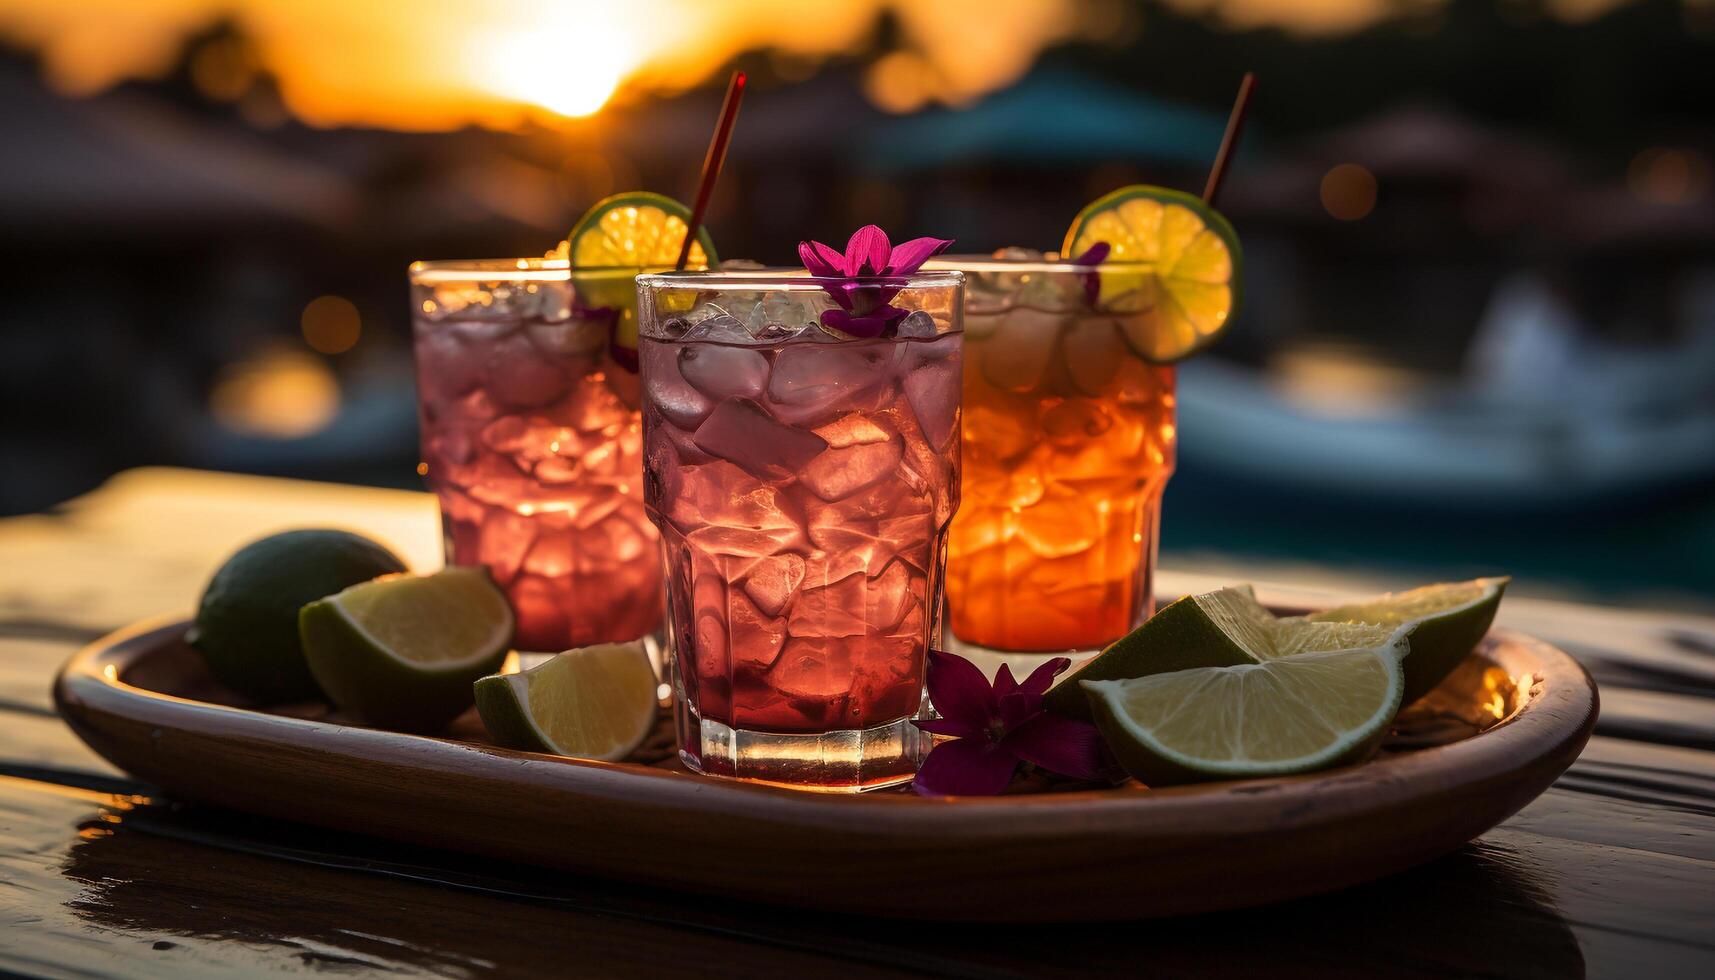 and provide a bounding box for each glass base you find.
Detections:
[942,632,1105,682]
[676,706,930,793]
